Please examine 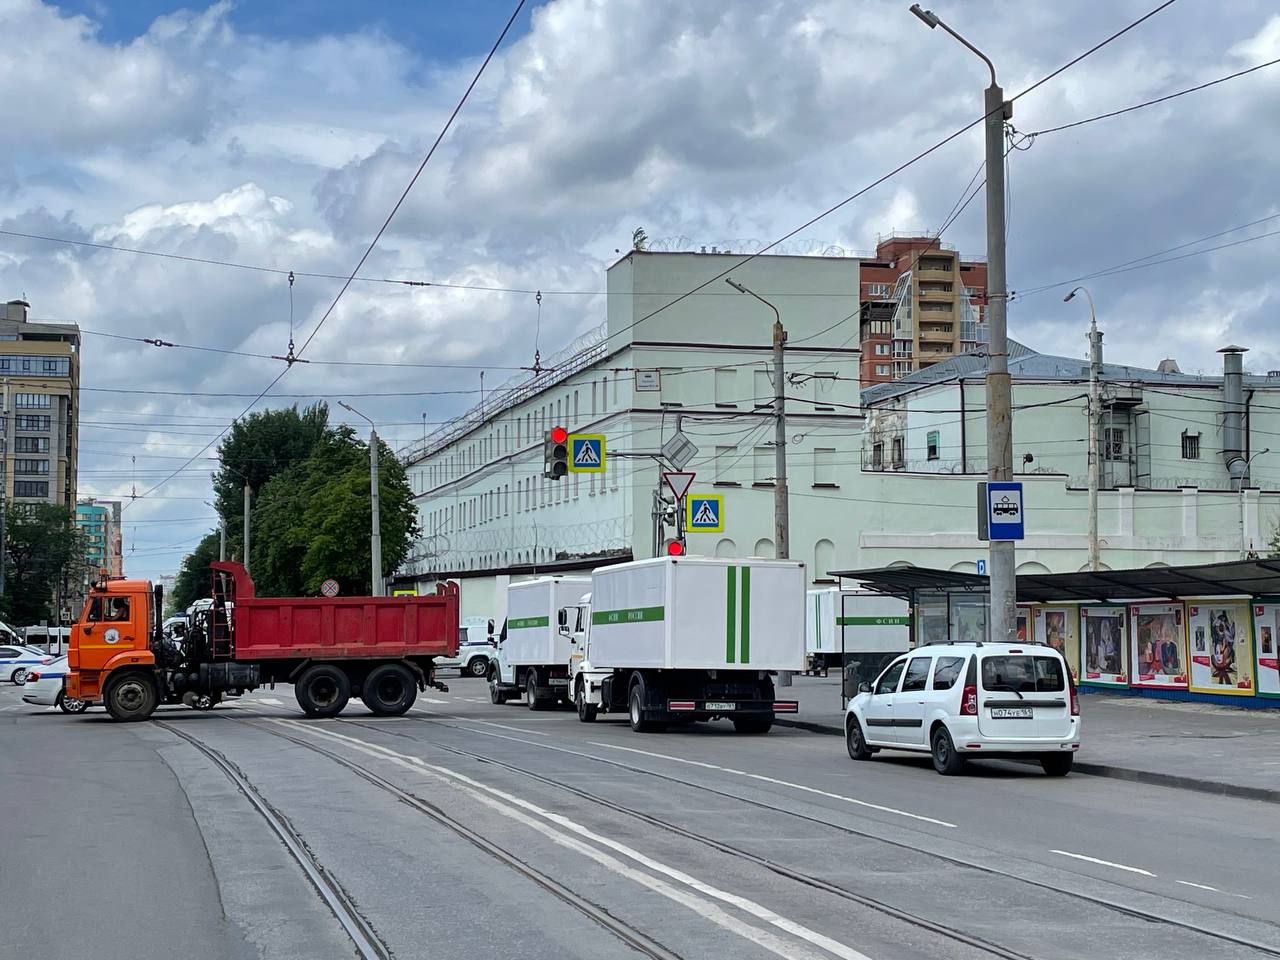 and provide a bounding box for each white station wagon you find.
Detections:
[845,642,1081,776]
